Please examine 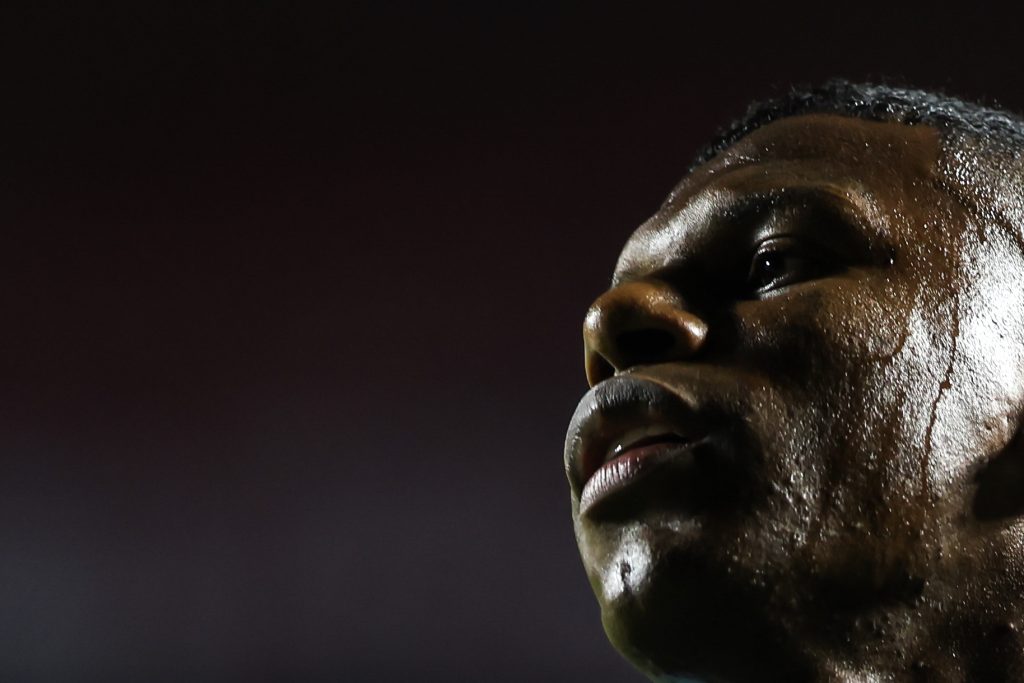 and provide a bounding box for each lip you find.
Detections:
[565,374,710,516]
